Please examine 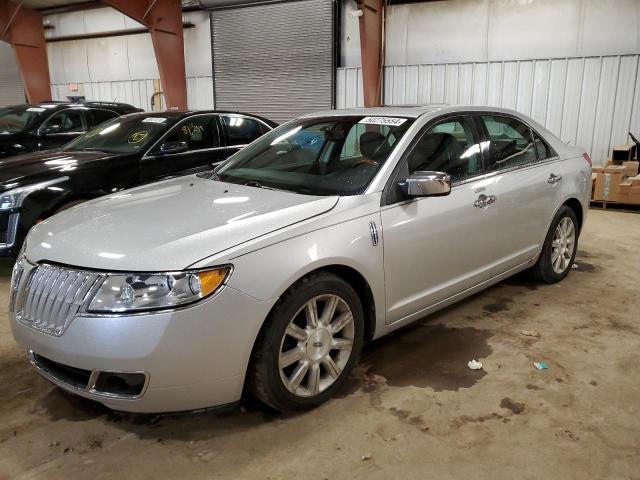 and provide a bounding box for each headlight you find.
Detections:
[0,177,68,211]
[87,267,231,313]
